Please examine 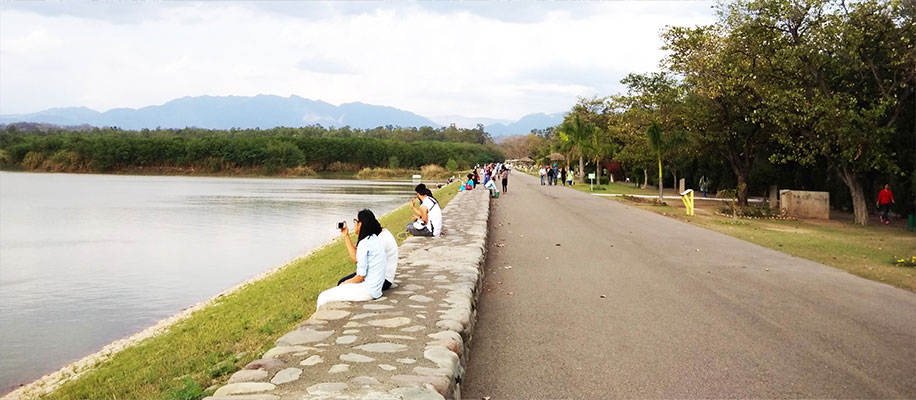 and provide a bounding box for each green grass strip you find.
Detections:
[41,182,462,400]
[567,181,658,195]
[611,197,916,292]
